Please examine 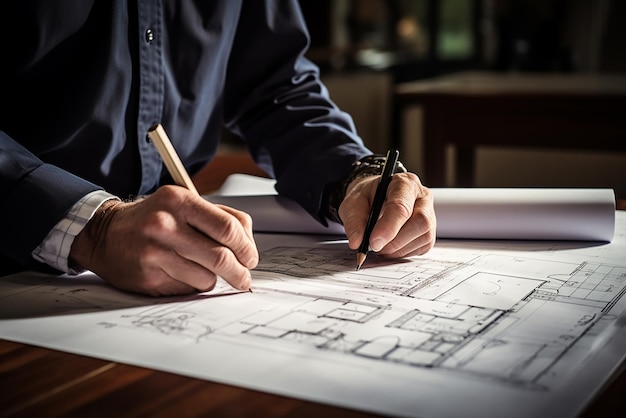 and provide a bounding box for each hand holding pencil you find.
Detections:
[69,124,258,296]
[338,150,436,269]
[356,149,399,270]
